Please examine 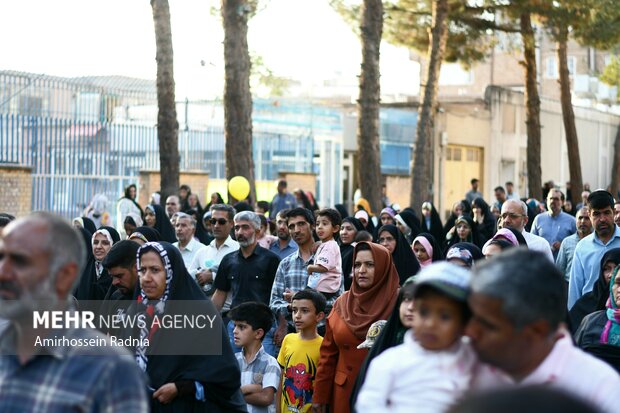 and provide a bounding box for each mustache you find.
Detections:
[0,281,21,296]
